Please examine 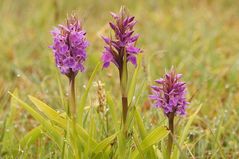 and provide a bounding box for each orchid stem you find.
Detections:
[69,75,76,120]
[121,96,128,125]
[69,75,80,158]
[119,53,128,136]
[167,112,174,159]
